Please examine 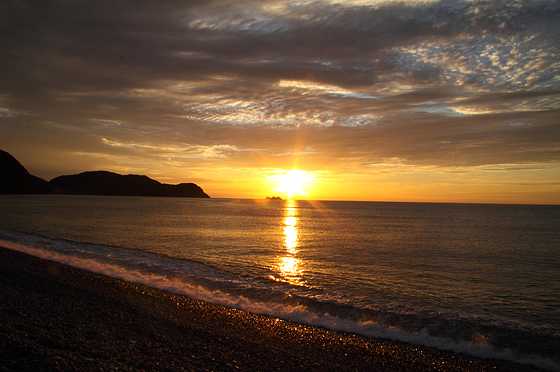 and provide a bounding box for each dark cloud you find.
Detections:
[0,0,559,200]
